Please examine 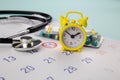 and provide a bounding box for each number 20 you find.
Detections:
[20,66,35,74]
